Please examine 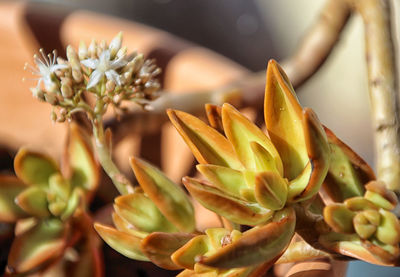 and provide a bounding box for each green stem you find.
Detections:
[92,111,134,195]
